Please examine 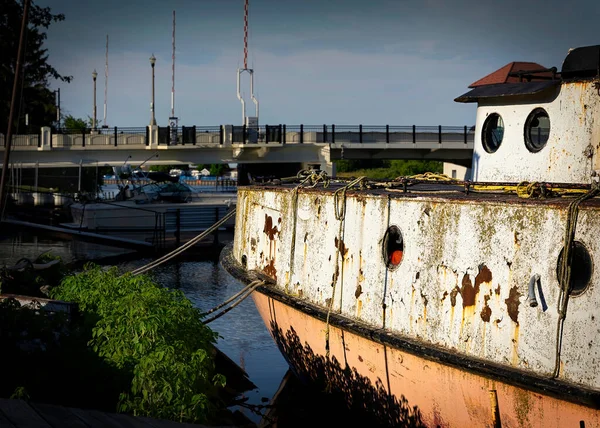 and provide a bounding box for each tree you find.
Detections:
[63,114,99,131]
[1,0,72,134]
